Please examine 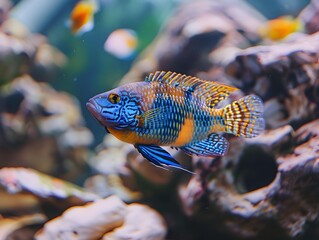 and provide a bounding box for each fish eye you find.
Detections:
[108,93,120,104]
